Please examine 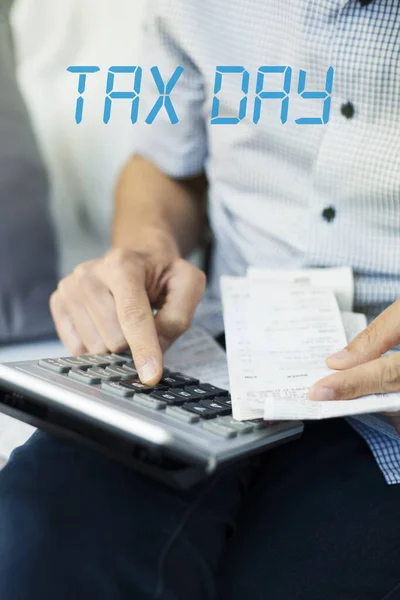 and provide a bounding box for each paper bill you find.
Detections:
[221,272,400,422]
[248,266,354,311]
[164,325,230,390]
[262,309,400,421]
[220,277,261,419]
[221,276,350,419]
